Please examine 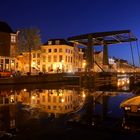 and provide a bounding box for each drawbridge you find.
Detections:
[67,30,140,89]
